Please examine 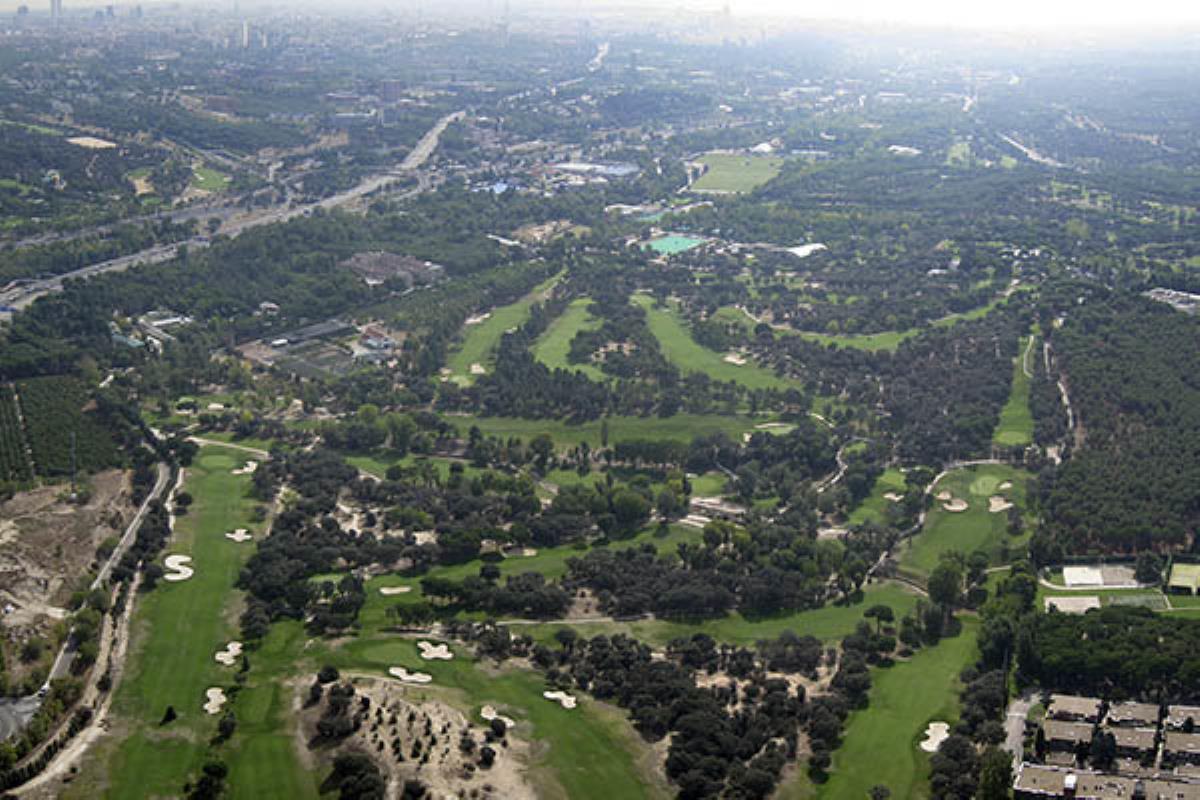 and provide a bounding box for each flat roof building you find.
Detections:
[1106,701,1160,728]
[1048,695,1104,724]
[1167,705,1200,732]
[1014,764,1200,799]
